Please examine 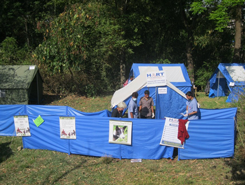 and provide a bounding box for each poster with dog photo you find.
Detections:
[14,116,31,136]
[59,117,76,139]
[109,120,132,145]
